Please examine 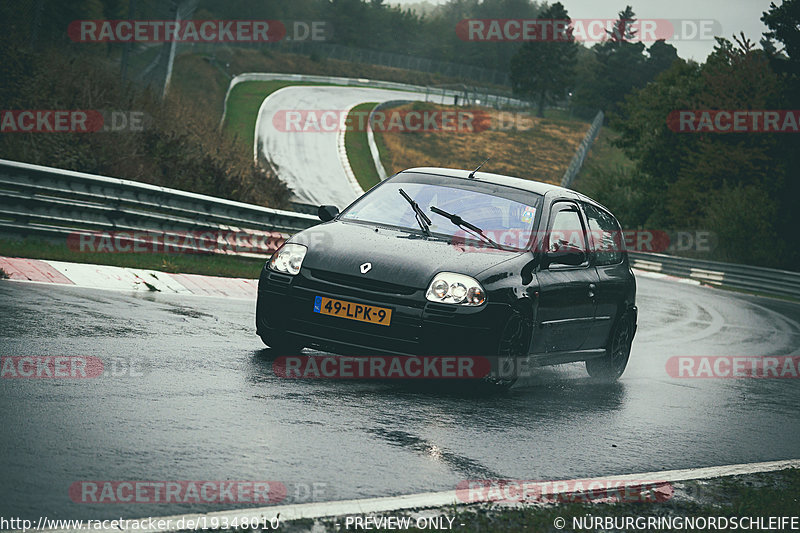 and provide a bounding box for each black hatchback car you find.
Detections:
[257,167,637,383]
